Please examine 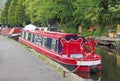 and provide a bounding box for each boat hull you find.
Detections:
[61,62,101,72]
